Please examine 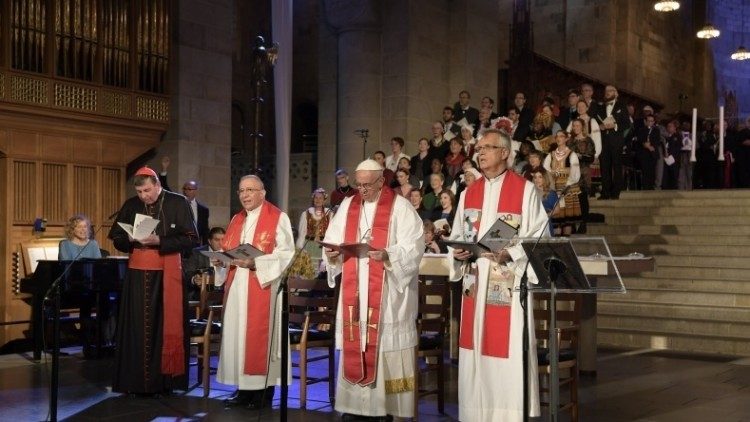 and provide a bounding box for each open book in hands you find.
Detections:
[200,243,265,266]
[317,241,380,259]
[117,213,160,241]
[444,218,518,257]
